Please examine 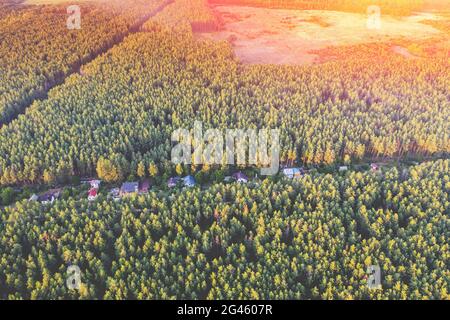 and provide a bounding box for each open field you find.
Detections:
[25,0,98,4]
[199,5,446,65]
